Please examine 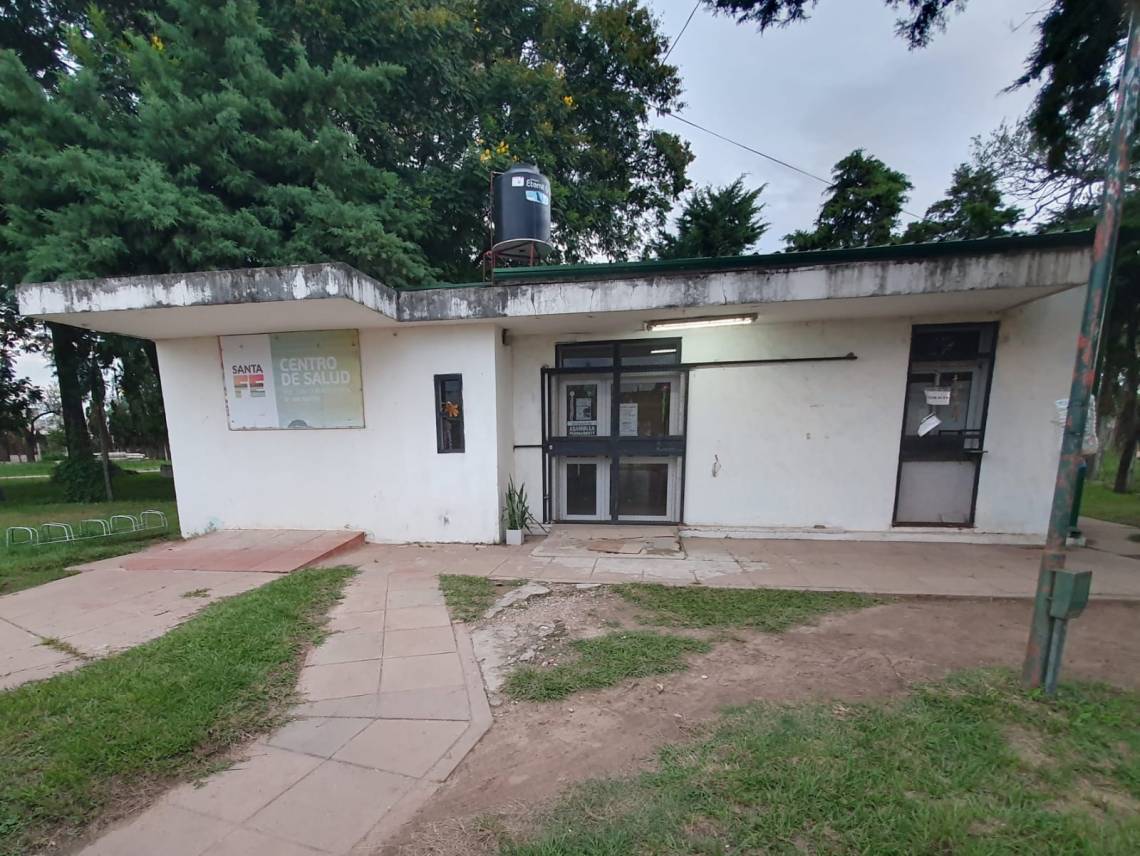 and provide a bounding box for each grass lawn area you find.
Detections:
[501,670,1140,854]
[0,473,178,595]
[0,459,168,479]
[1081,481,1140,528]
[616,584,880,630]
[505,631,711,702]
[440,574,501,622]
[500,584,880,702]
[0,567,353,855]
